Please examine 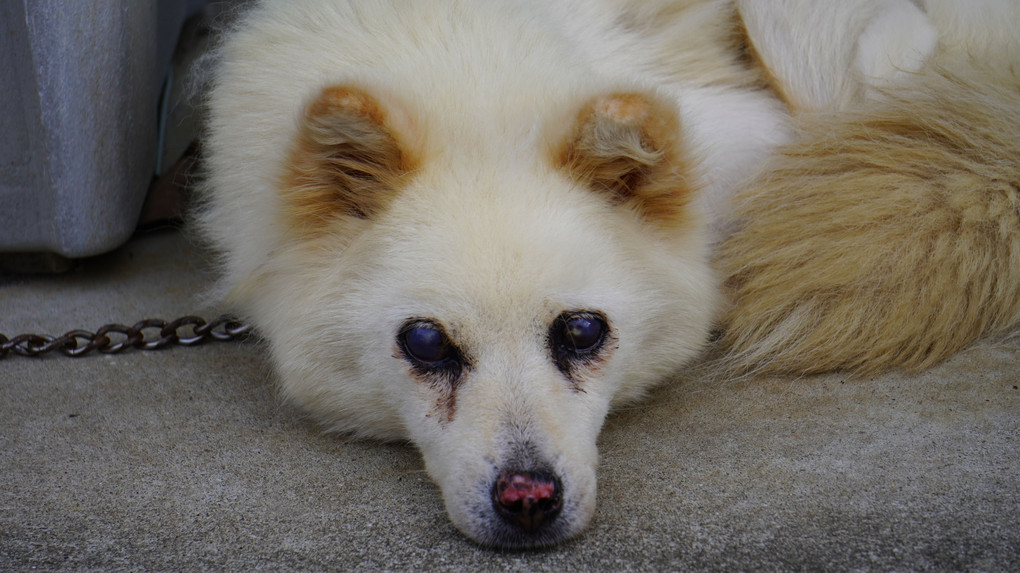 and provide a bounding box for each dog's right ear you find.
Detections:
[281,86,417,232]
[557,92,698,227]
